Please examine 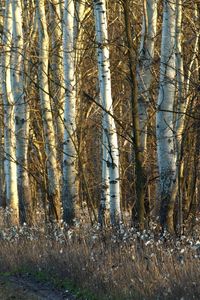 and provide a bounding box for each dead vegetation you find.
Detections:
[0,217,200,300]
